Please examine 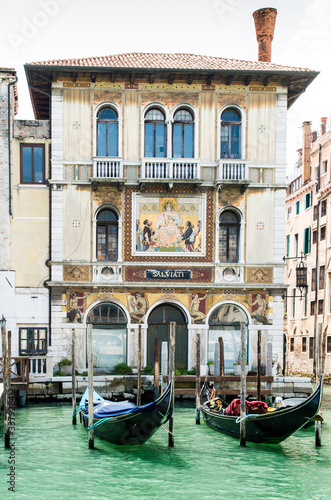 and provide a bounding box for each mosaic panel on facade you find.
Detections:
[124,186,214,262]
